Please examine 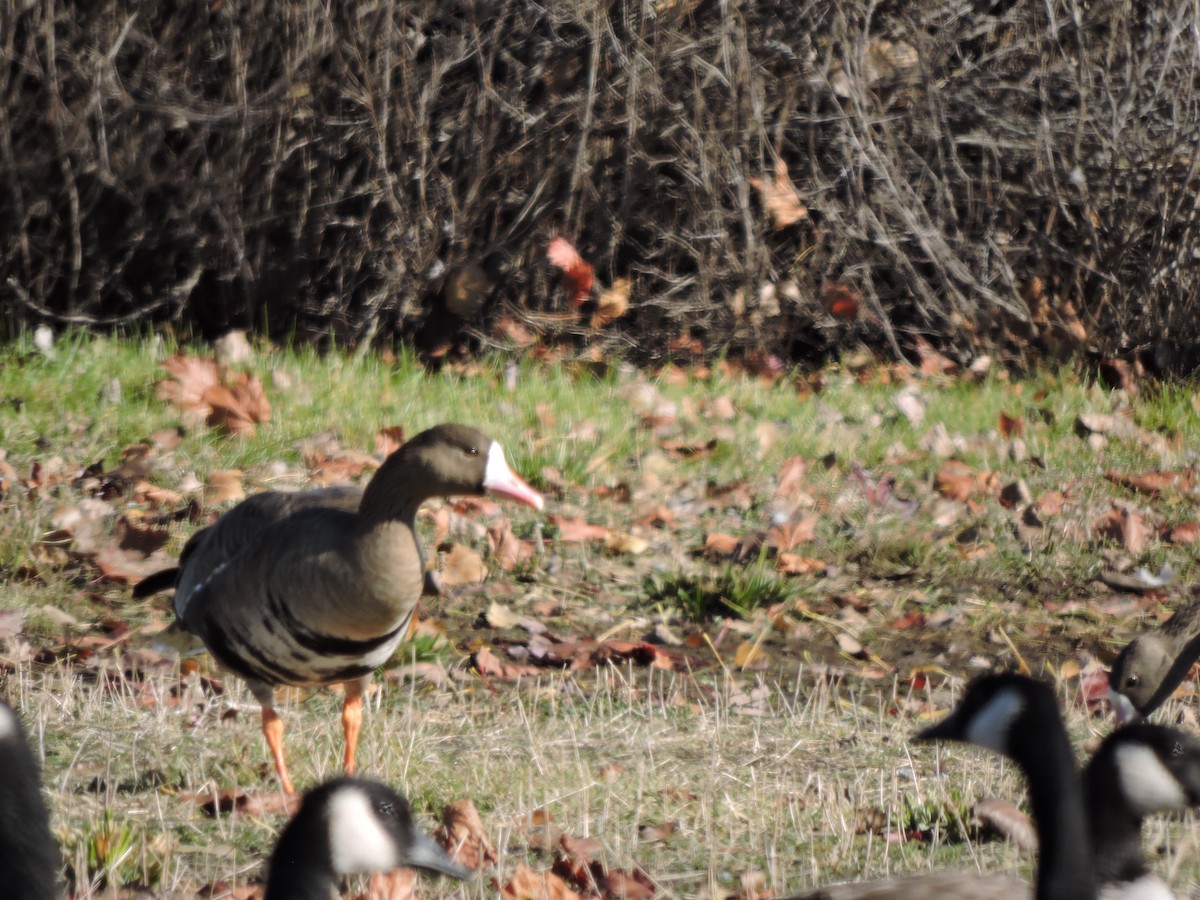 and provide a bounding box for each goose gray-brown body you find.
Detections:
[264,777,470,900]
[136,423,542,792]
[0,701,61,900]
[1108,598,1200,724]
